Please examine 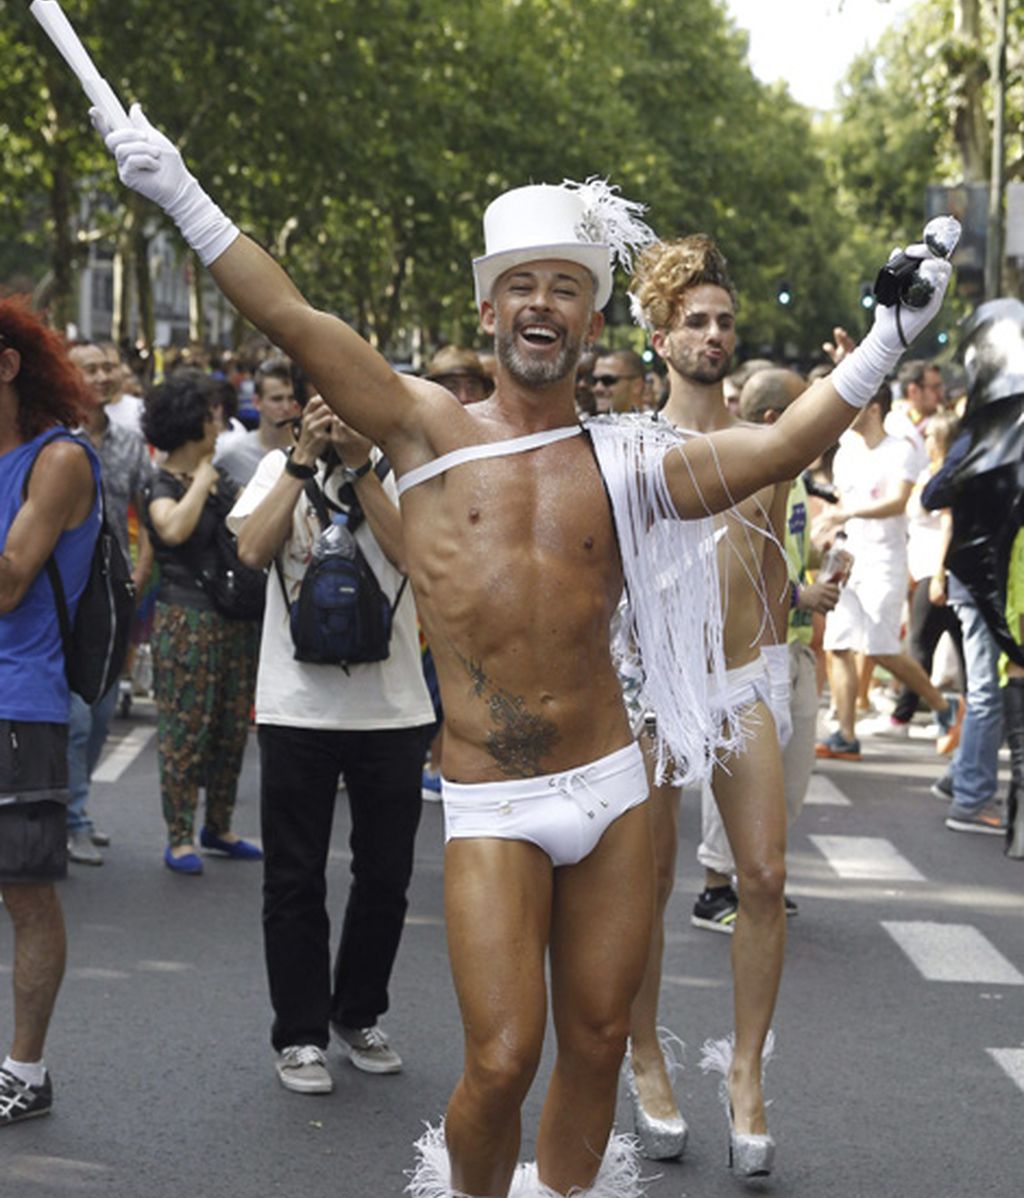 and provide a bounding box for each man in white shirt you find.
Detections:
[228,396,434,1095]
[817,383,962,760]
[884,358,945,476]
[101,344,145,435]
